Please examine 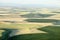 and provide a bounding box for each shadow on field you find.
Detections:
[25,19,58,23]
[0,29,13,40]
[20,14,55,18]
[8,26,60,40]
[0,37,2,40]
